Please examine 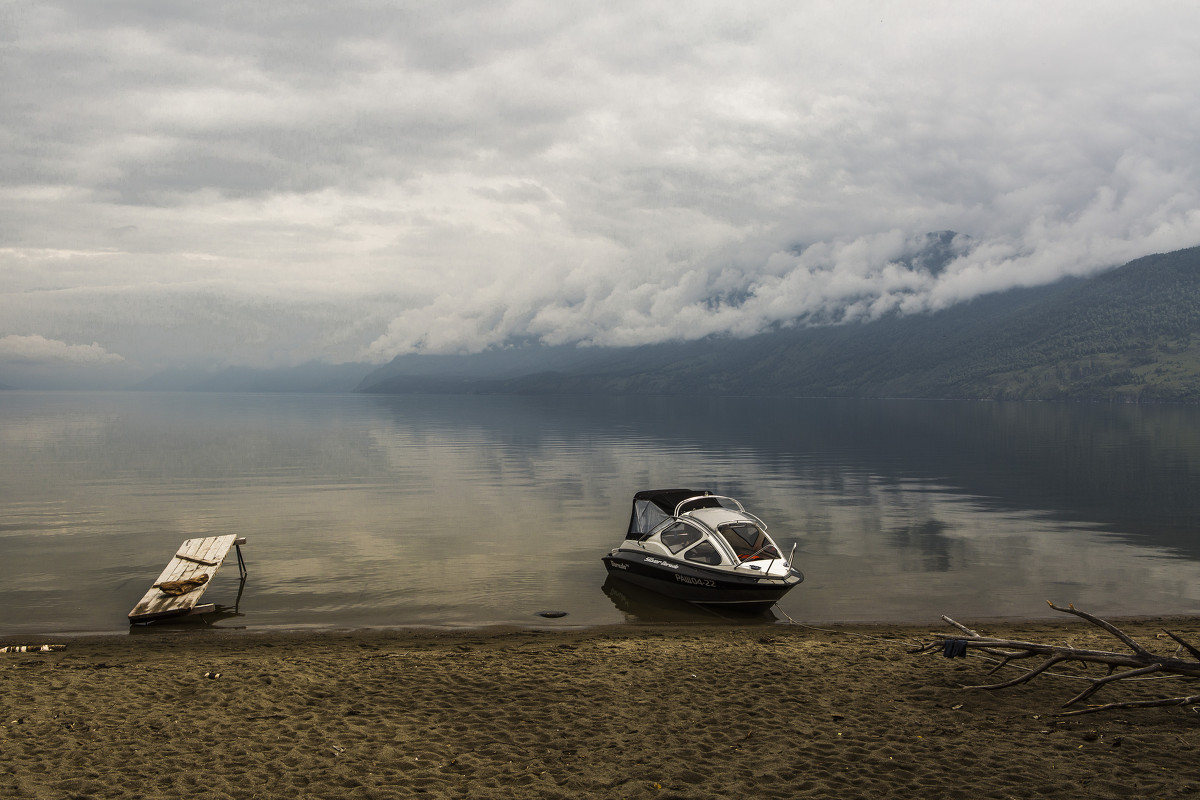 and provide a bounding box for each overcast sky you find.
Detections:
[3,1,1200,380]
